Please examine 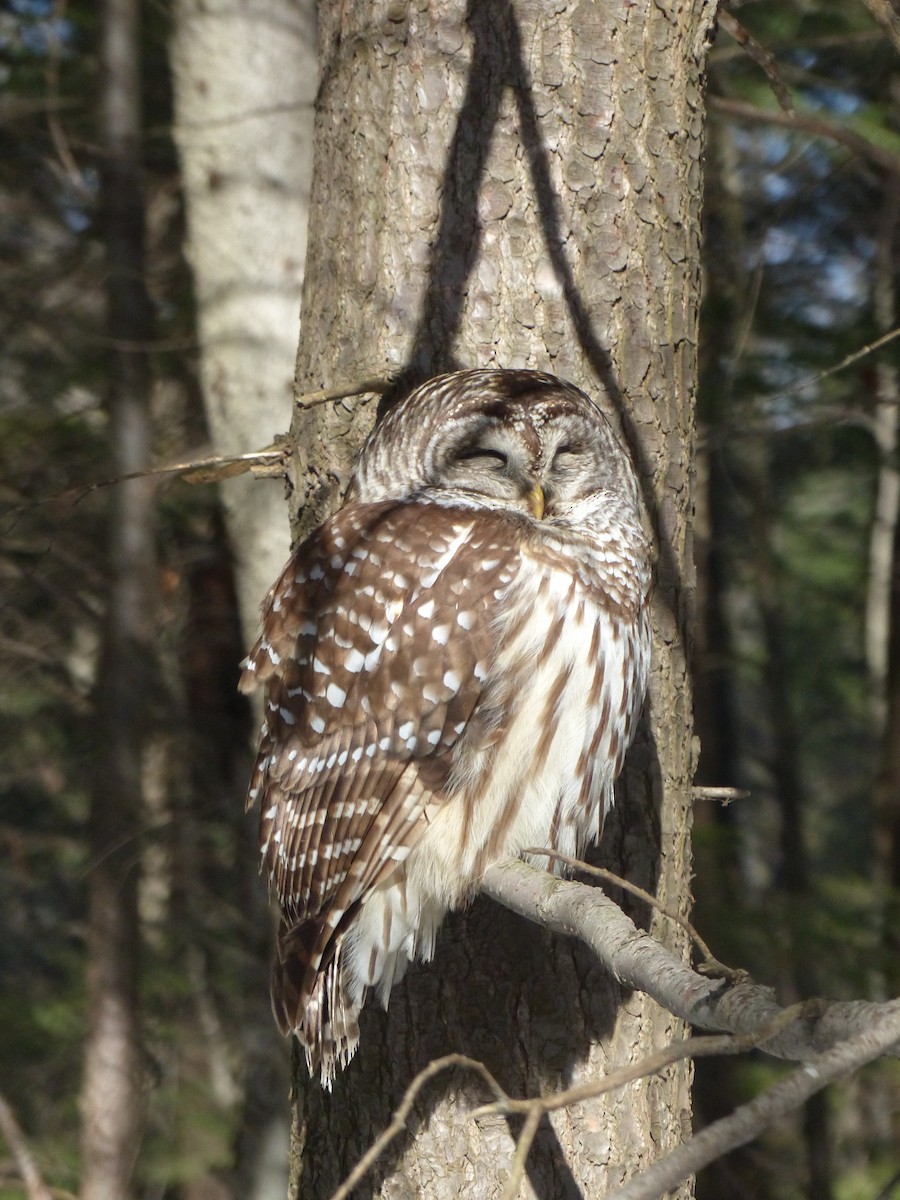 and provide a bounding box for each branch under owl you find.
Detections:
[481,857,900,1064]
[326,892,900,1200]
